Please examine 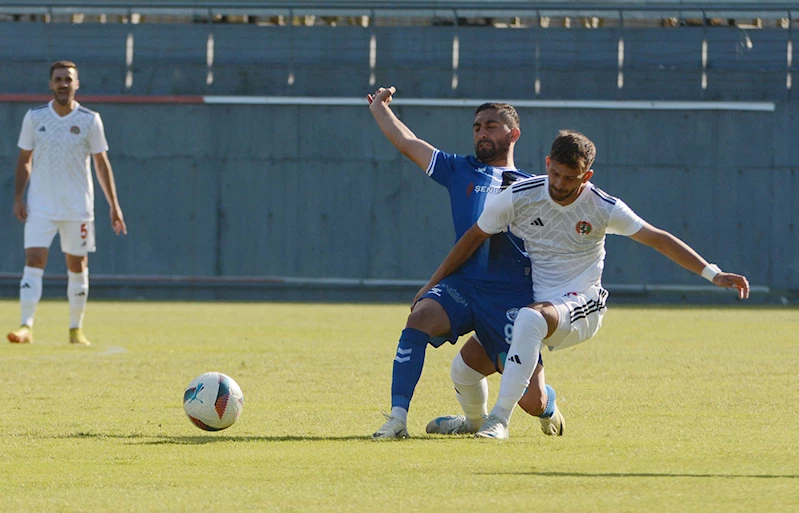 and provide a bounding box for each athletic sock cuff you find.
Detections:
[400,327,430,346]
[539,384,556,418]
